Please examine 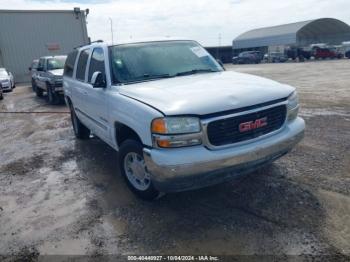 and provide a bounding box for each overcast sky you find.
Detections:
[2,0,350,46]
